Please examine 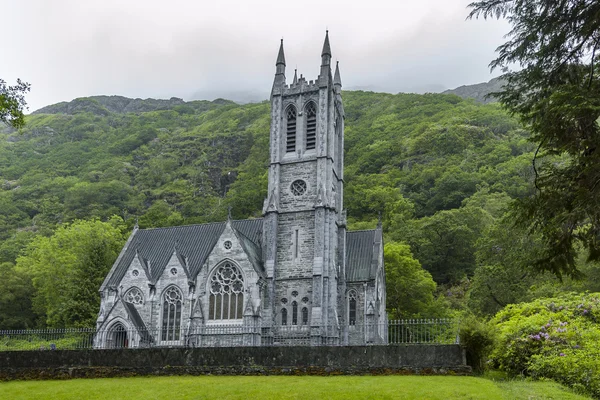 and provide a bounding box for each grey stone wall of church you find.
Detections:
[0,345,470,379]
[278,161,317,213]
[276,211,315,279]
